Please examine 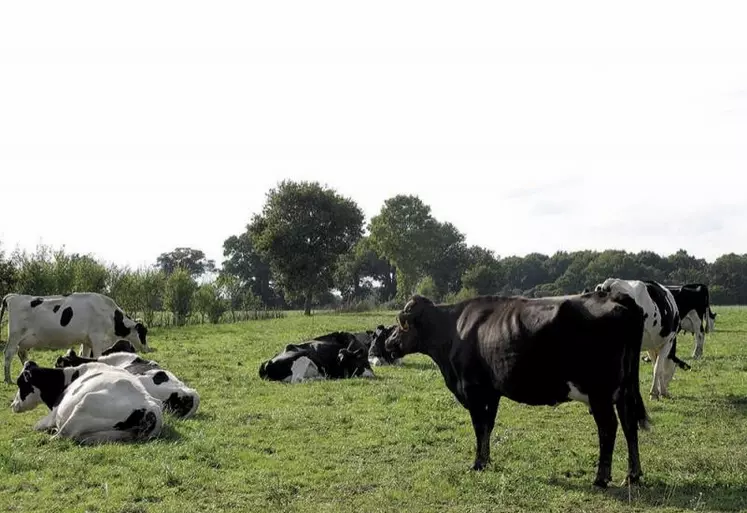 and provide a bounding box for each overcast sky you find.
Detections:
[1,1,745,269]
